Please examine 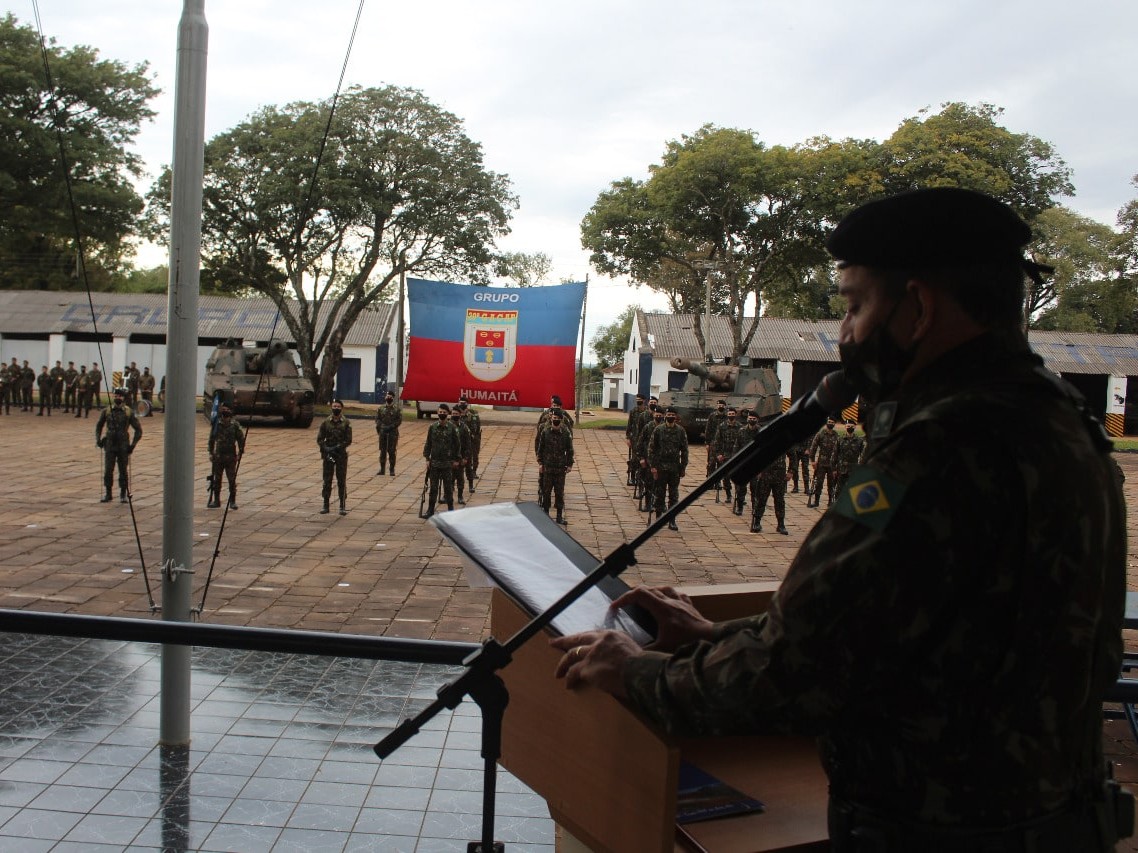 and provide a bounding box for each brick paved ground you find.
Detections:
[3,405,1138,848]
